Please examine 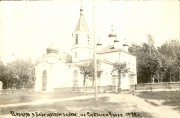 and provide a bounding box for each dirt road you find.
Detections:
[0,93,180,118]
